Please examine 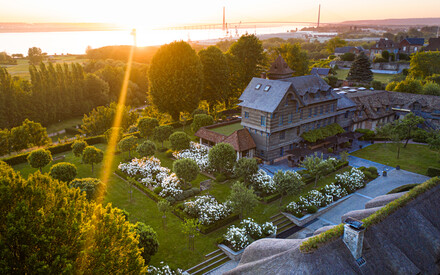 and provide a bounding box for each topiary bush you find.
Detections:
[306,205,318,214]
[50,162,77,183]
[154,186,163,194]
